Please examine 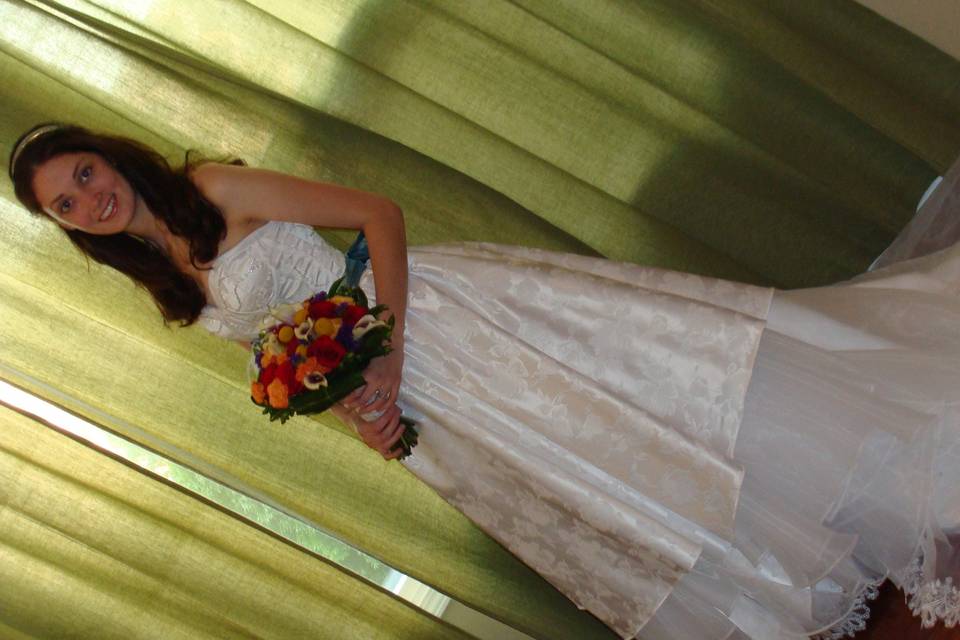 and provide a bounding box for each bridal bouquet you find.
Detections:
[249,278,418,458]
